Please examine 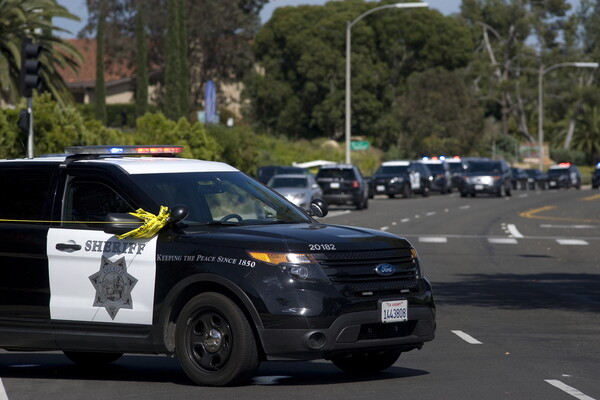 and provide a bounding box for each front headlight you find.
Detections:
[248,251,329,282]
